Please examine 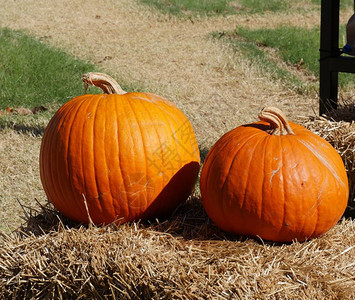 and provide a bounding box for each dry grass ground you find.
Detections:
[0,0,354,298]
[0,131,44,232]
